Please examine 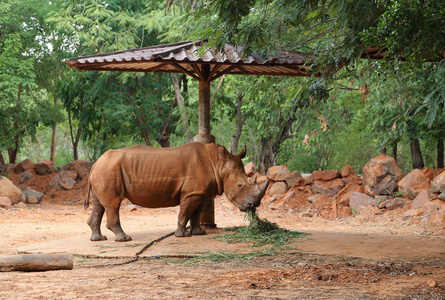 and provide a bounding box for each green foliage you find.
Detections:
[215,208,306,248]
